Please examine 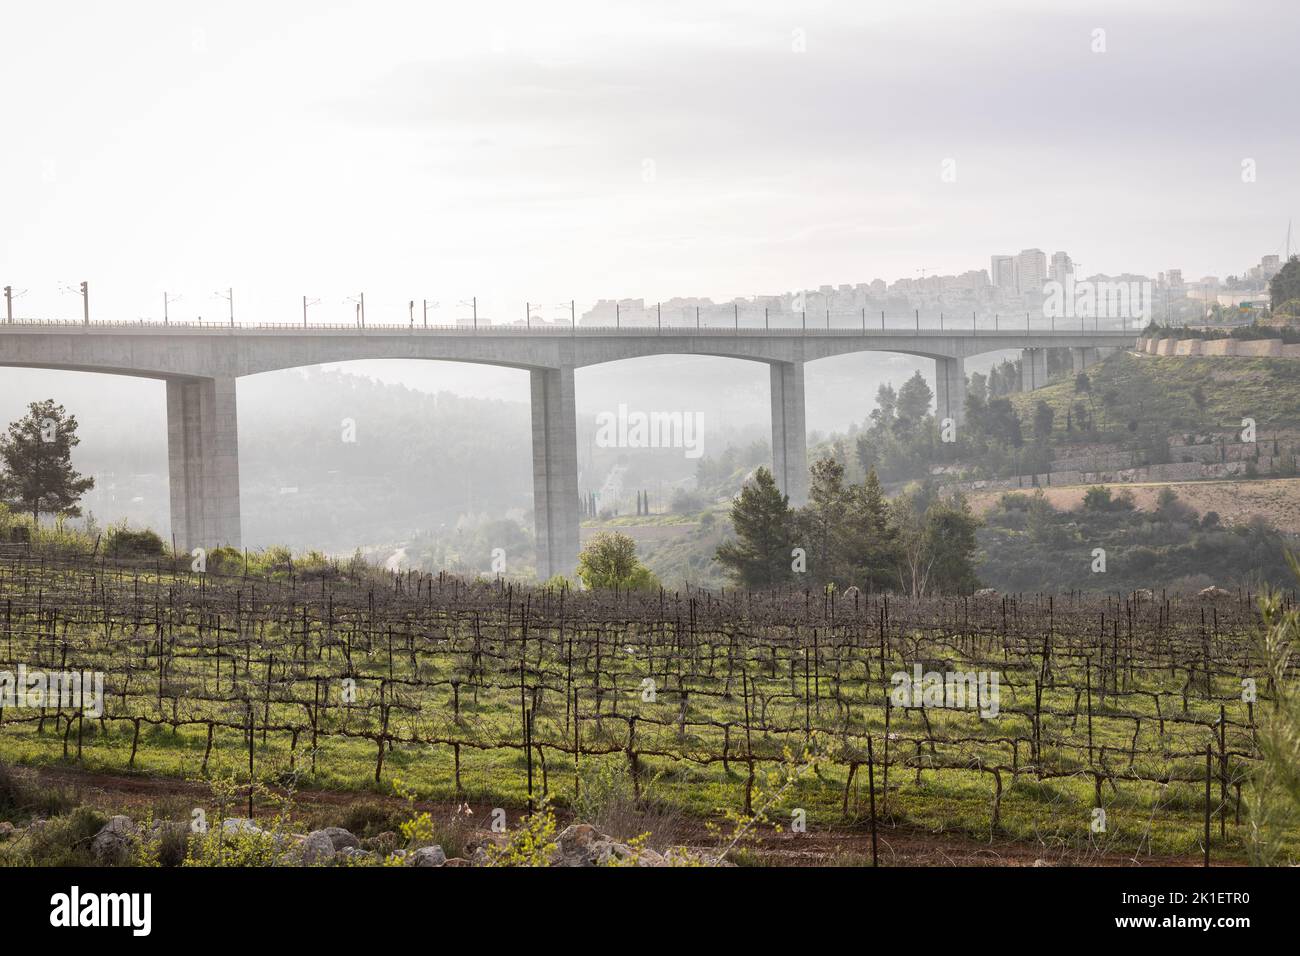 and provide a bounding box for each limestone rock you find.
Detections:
[91,815,141,866]
[298,830,338,865]
[337,846,376,864]
[222,817,263,836]
[408,845,447,867]
[317,826,360,851]
[551,823,647,867]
